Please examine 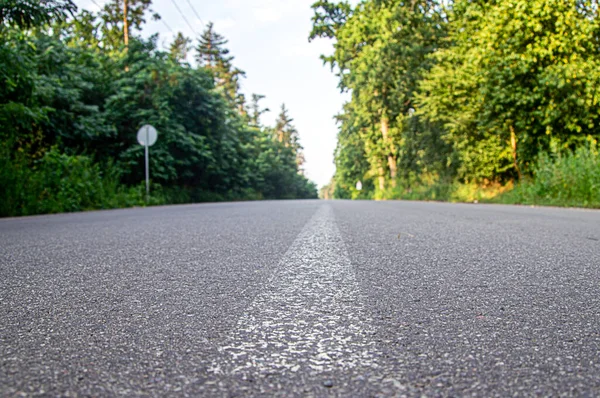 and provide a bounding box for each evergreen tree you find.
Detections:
[274,104,305,171]
[169,32,191,63]
[195,22,246,111]
[249,93,269,127]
